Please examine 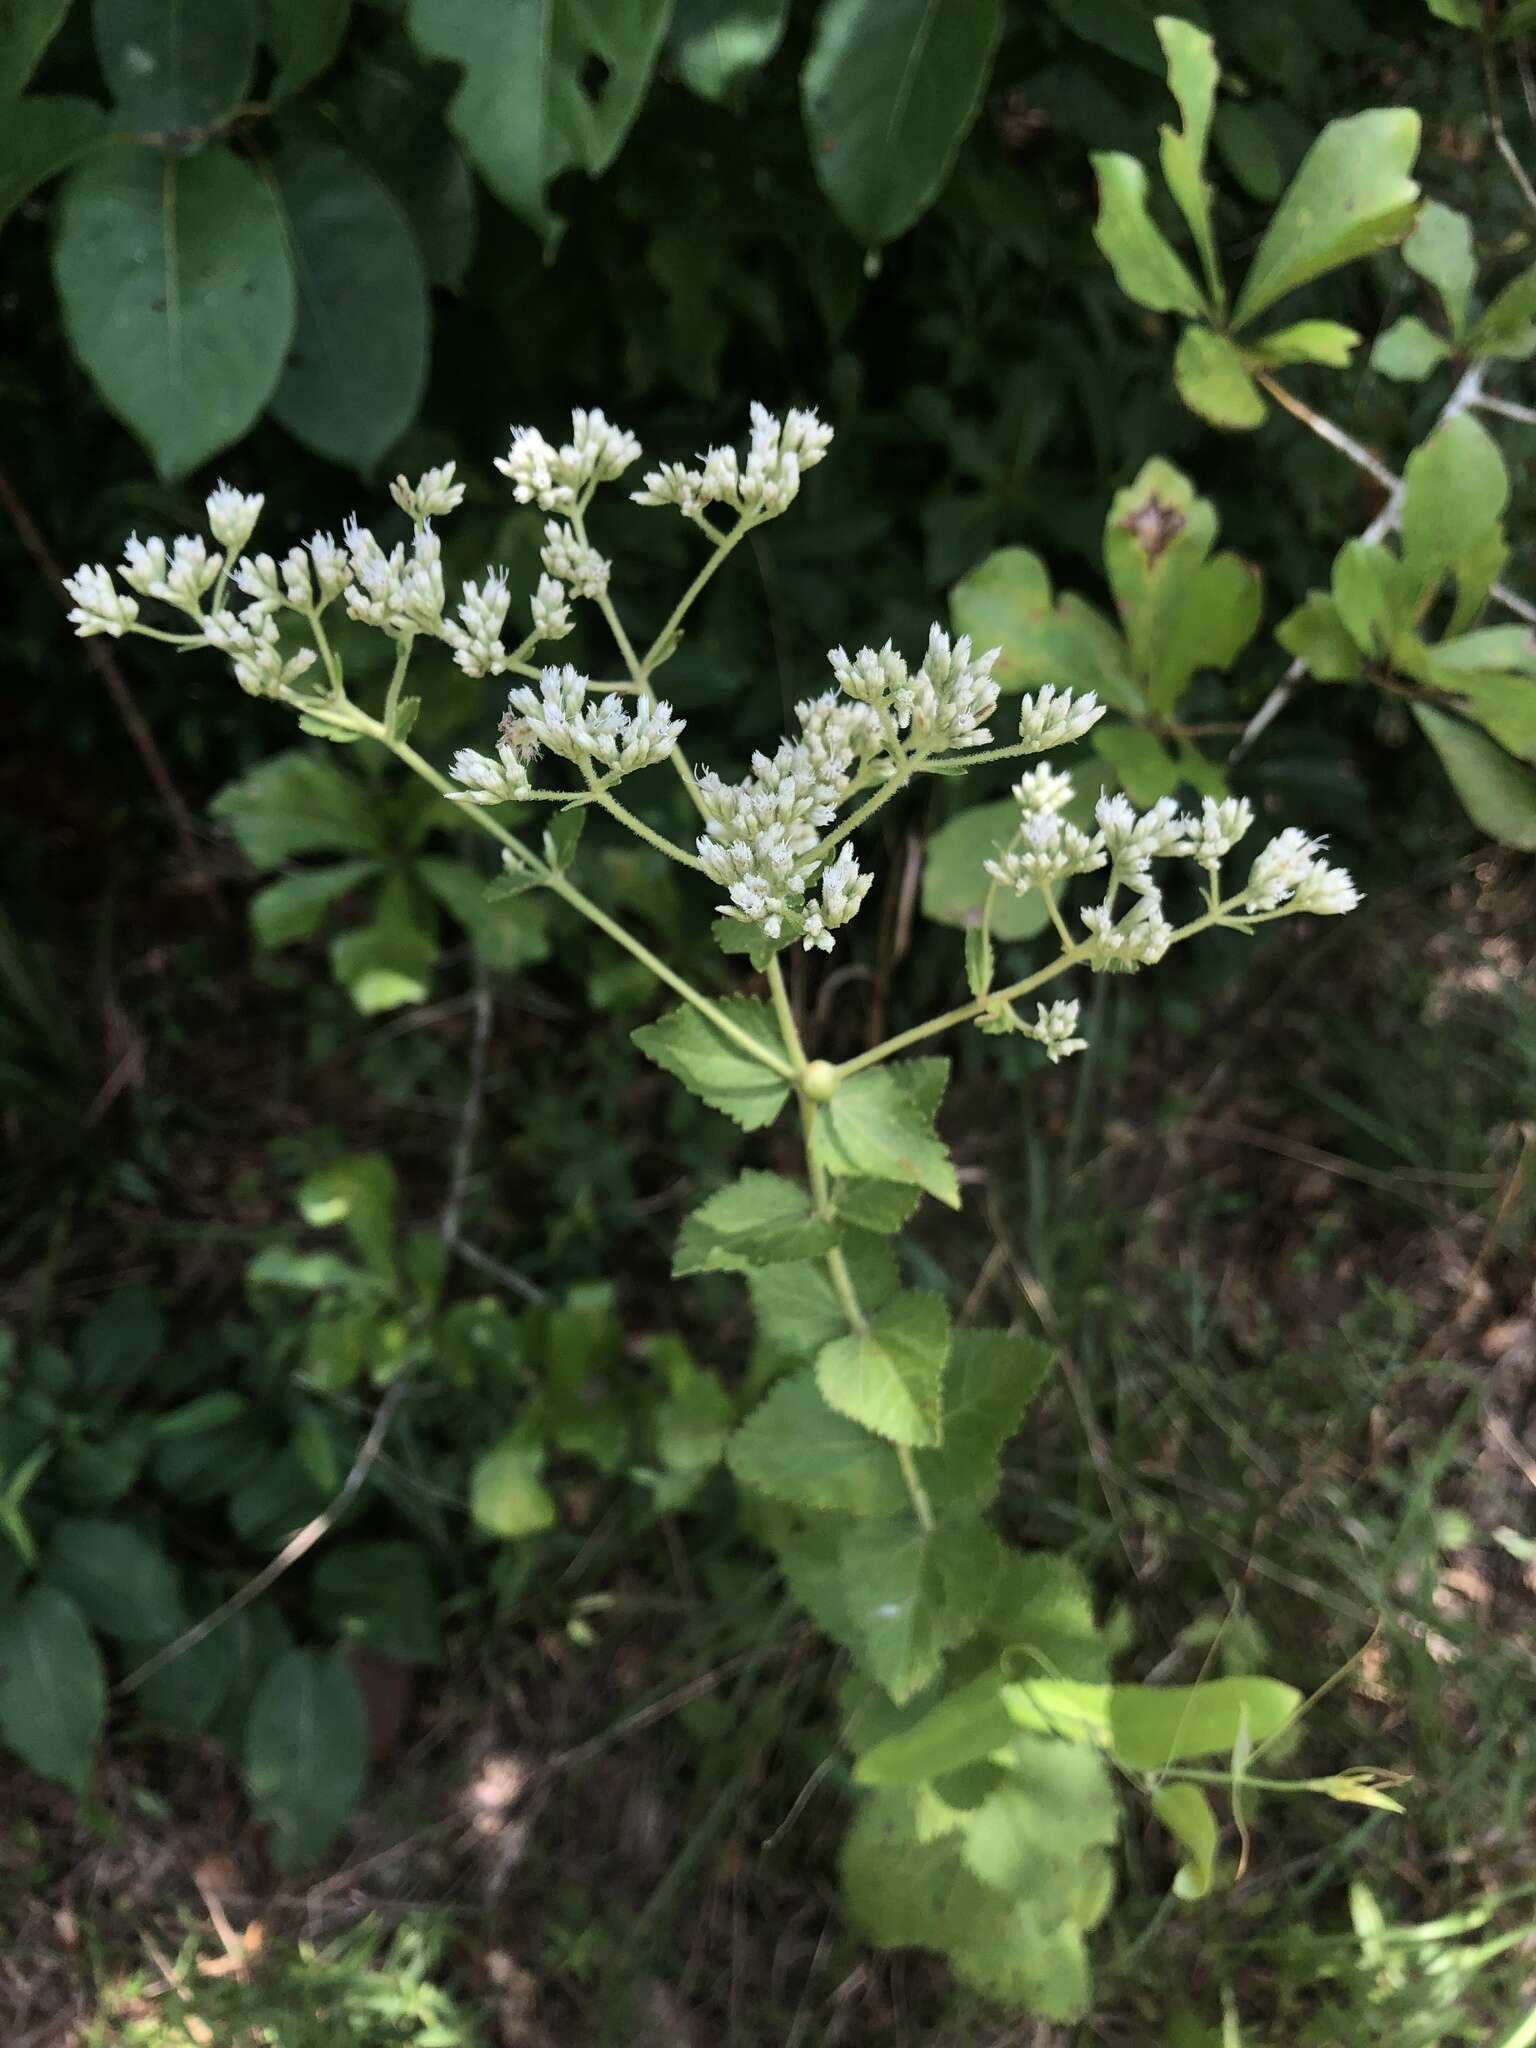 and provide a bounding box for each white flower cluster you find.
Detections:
[339,518,447,638]
[440,569,572,679]
[829,625,1001,752]
[694,693,884,949]
[64,562,139,637]
[205,482,264,552]
[496,409,641,512]
[234,530,350,612]
[540,519,610,600]
[1020,999,1088,1064]
[1016,683,1106,750]
[503,665,684,780]
[632,404,832,521]
[390,462,465,524]
[203,608,318,699]
[984,759,1105,894]
[448,741,535,806]
[1242,826,1361,915]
